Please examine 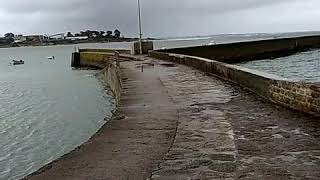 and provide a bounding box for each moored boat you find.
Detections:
[48,56,55,60]
[12,60,24,65]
